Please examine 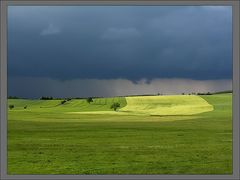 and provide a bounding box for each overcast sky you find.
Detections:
[8,6,232,98]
